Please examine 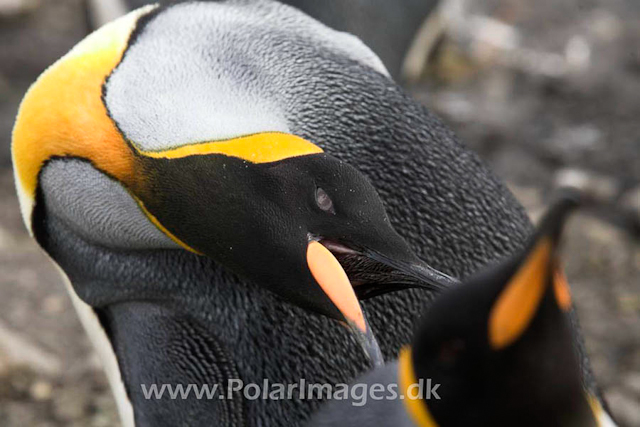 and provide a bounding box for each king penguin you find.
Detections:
[309,192,617,427]
[11,1,595,426]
